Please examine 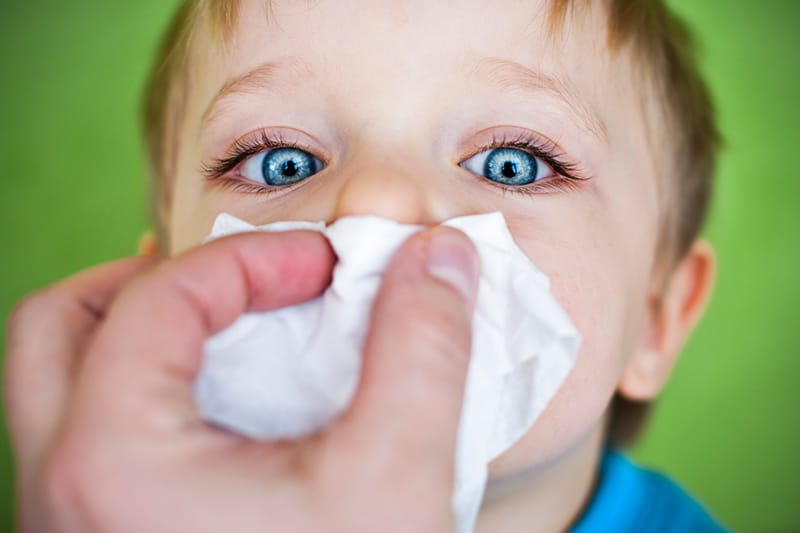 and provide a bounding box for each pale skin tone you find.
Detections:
[4,1,715,532]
